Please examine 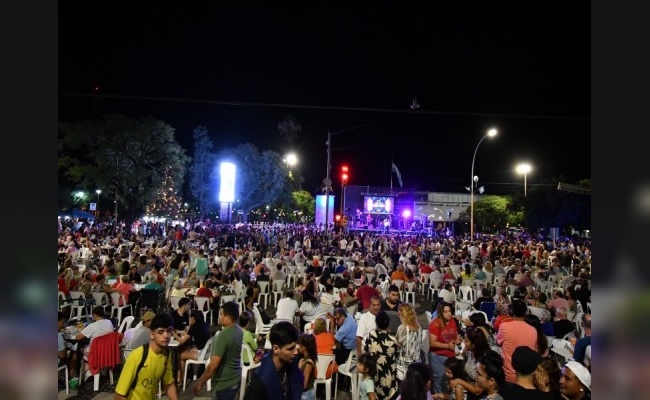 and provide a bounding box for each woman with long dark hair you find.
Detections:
[396,362,434,400]
[297,334,318,400]
[428,301,462,394]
